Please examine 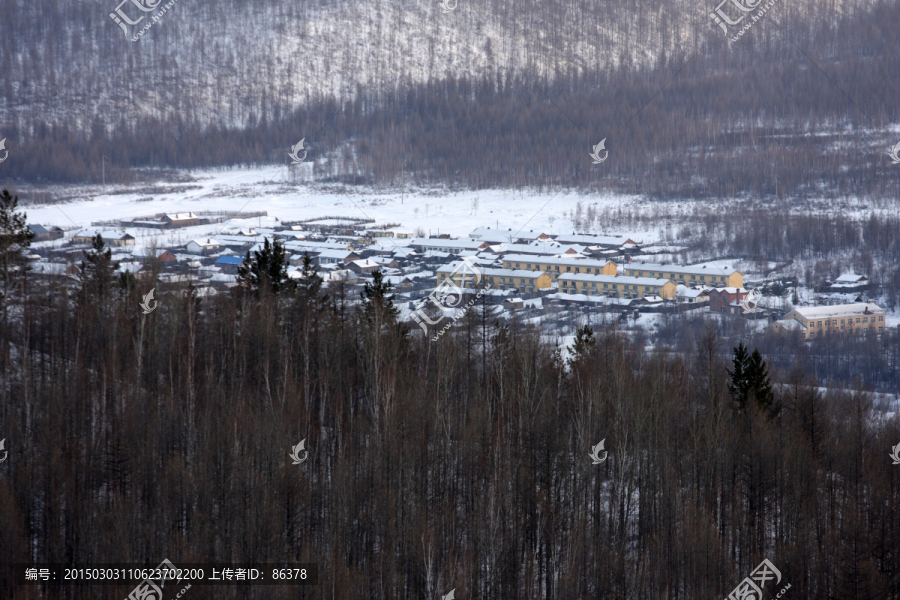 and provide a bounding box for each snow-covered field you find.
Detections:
[24,166,658,249]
